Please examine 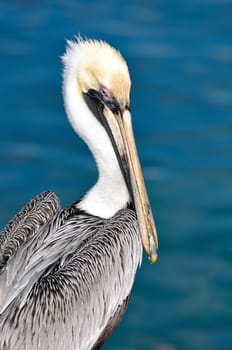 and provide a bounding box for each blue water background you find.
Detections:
[0,1,232,349]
